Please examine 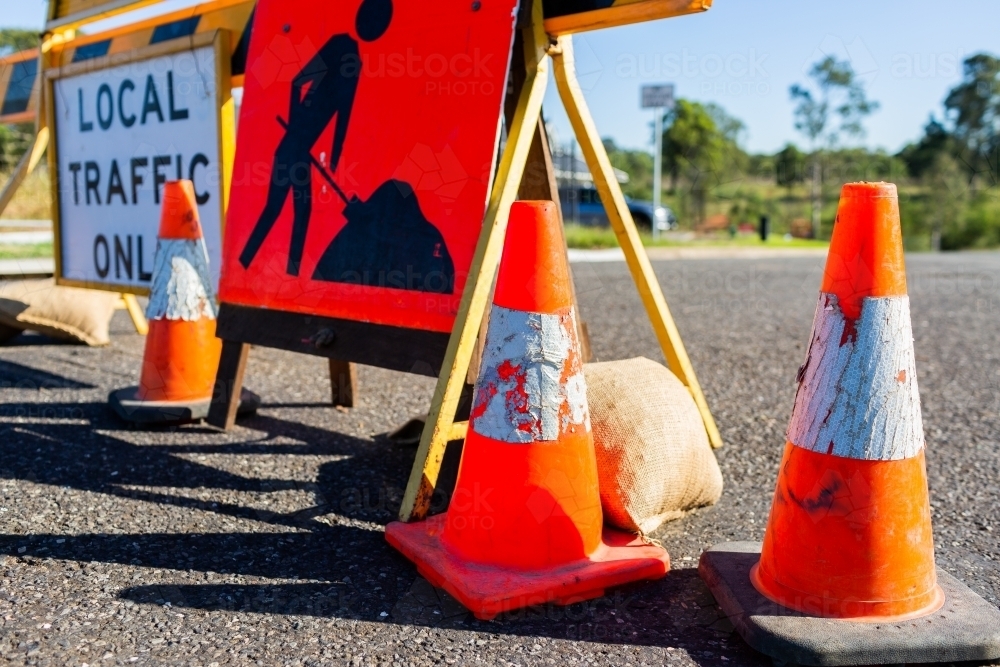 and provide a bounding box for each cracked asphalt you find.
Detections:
[1,251,999,666]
